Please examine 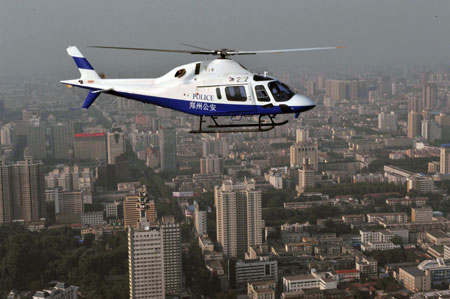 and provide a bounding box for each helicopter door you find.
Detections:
[245,84,257,112]
[224,85,256,113]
